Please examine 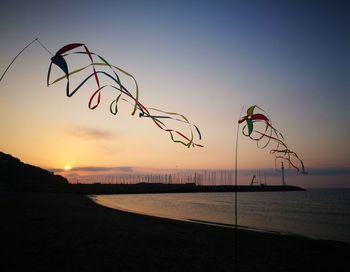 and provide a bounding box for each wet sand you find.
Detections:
[1,192,349,272]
